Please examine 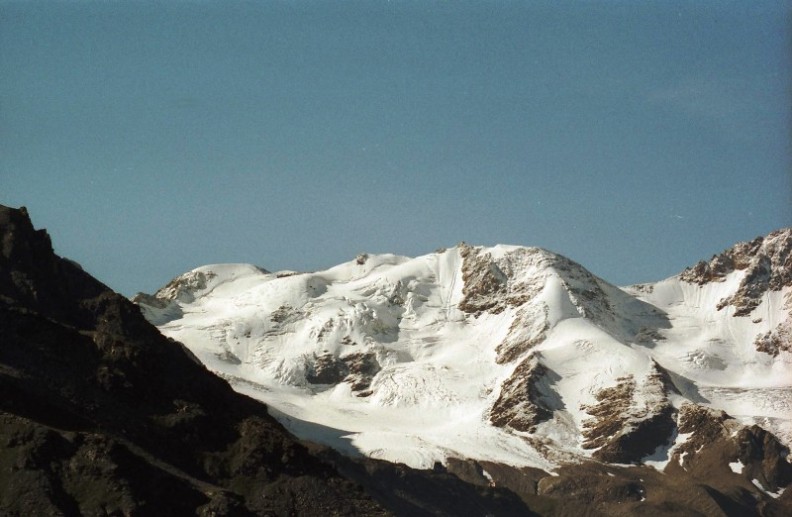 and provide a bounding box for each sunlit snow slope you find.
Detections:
[136,231,792,472]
